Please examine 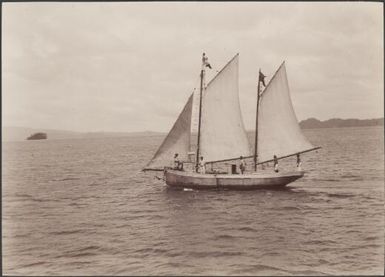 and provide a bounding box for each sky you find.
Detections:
[3,2,383,132]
